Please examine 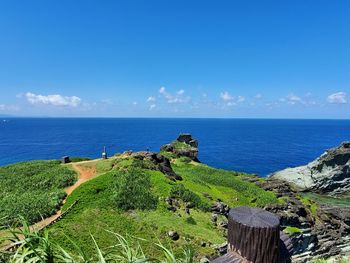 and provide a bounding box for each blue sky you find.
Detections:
[0,0,349,118]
